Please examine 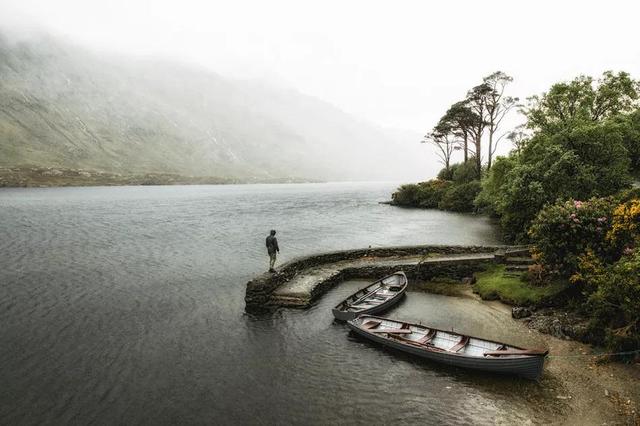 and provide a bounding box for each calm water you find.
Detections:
[1,183,555,425]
